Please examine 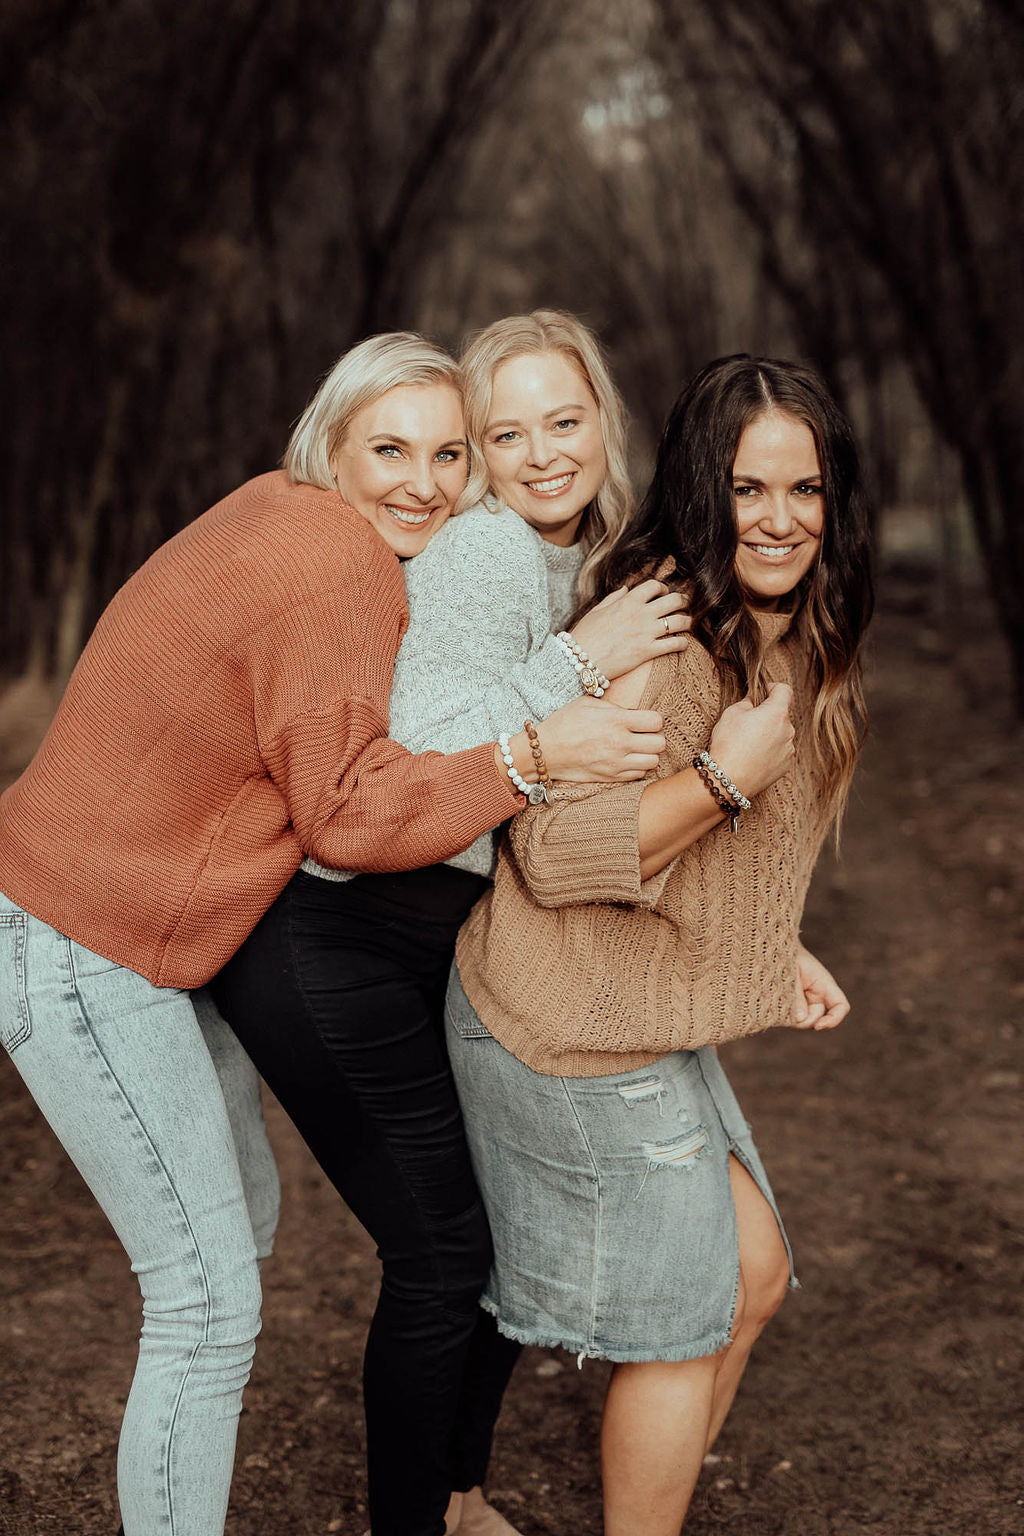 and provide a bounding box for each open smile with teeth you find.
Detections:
[525,472,575,495]
[386,504,434,525]
[746,544,797,559]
